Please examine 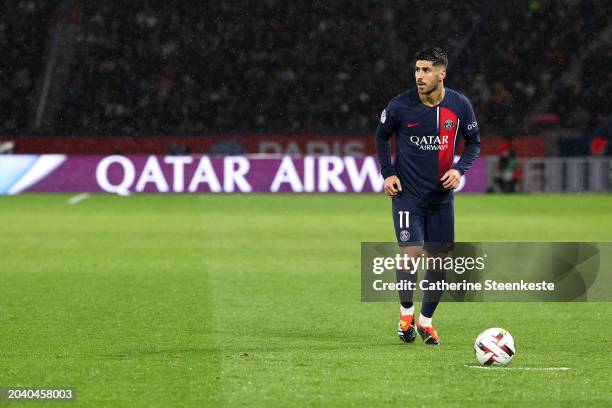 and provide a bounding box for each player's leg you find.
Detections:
[417,200,455,345]
[416,249,448,345]
[392,197,425,343]
[396,244,422,342]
